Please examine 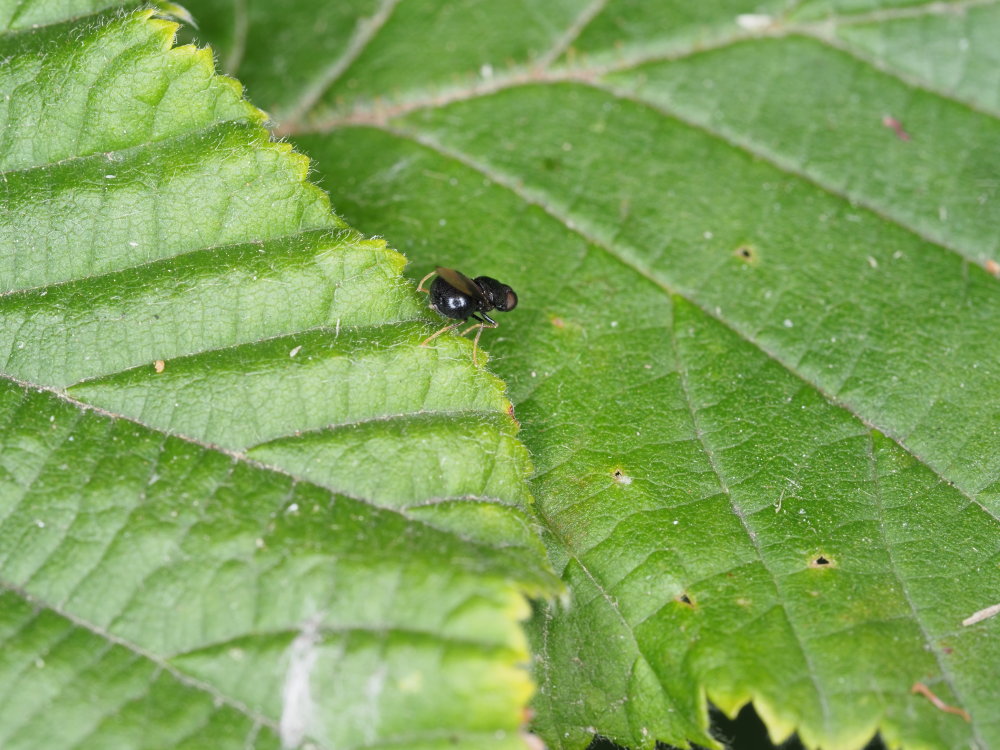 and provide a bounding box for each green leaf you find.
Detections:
[187,1,1000,749]
[0,7,559,749]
